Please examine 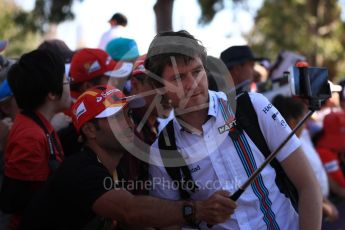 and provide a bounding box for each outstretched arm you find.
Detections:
[93,189,236,228]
